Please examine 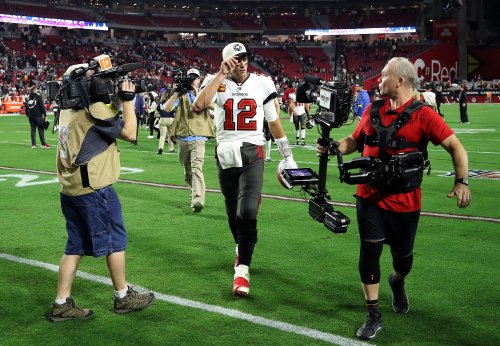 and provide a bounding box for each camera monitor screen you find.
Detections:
[283,168,319,185]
